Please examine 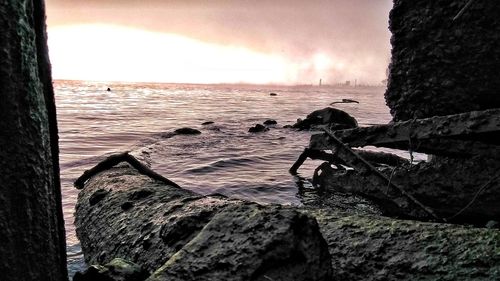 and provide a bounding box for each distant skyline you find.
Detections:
[45,0,393,84]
